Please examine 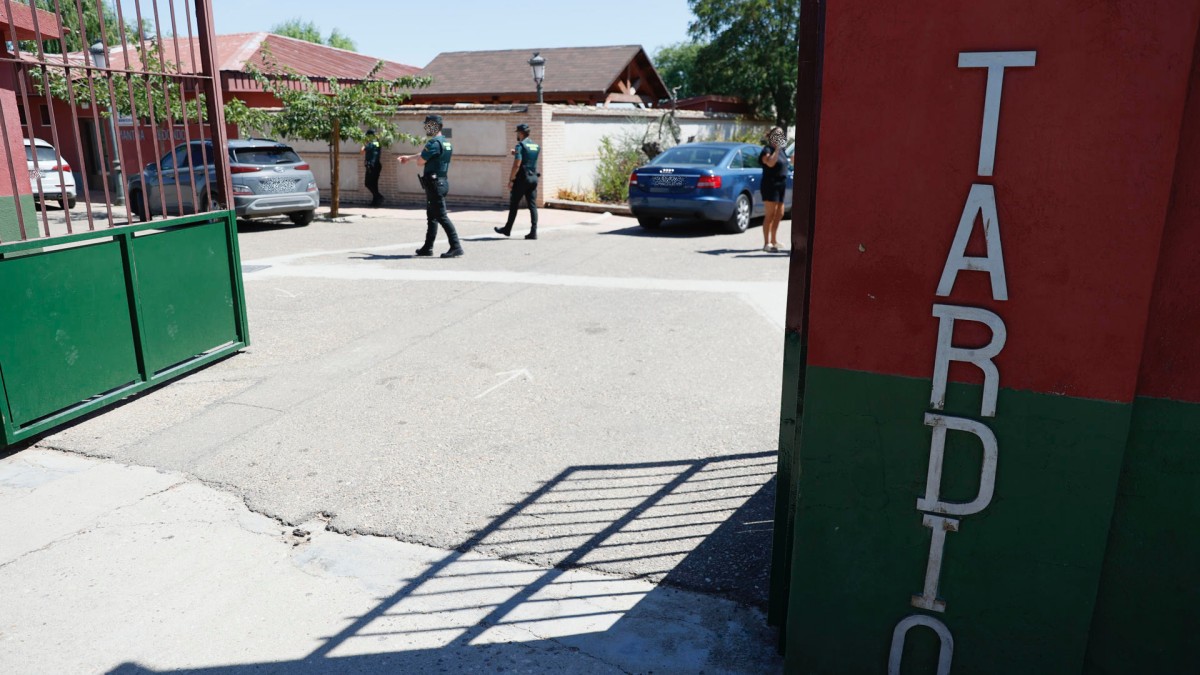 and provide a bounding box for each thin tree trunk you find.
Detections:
[331,118,341,218]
